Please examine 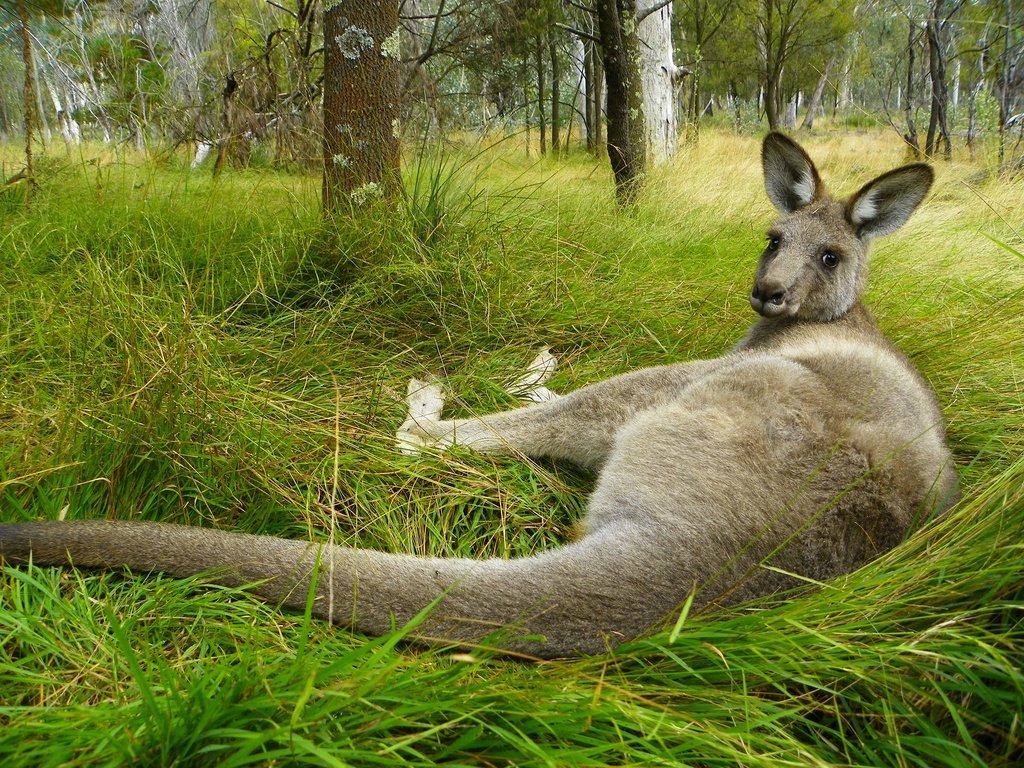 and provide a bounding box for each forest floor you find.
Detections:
[0,129,1022,766]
